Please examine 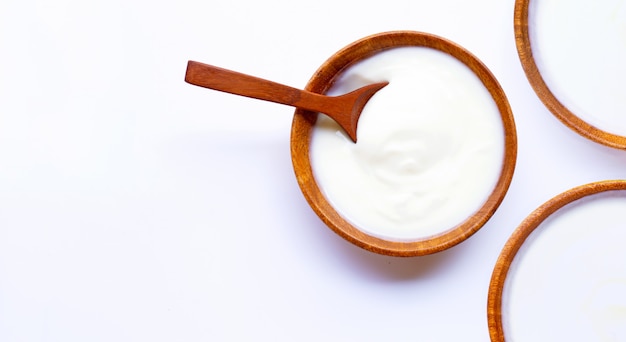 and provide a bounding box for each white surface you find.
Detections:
[311,47,503,241]
[530,0,626,136]
[504,192,626,341]
[1,0,625,341]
